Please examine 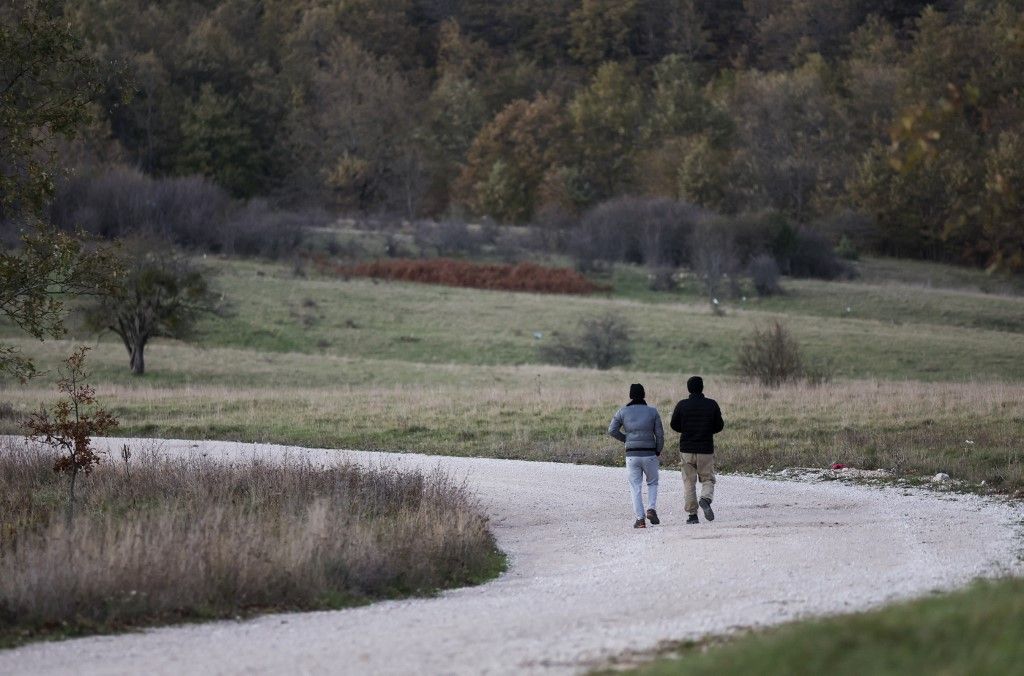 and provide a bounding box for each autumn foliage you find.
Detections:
[318,257,609,295]
[24,347,118,522]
